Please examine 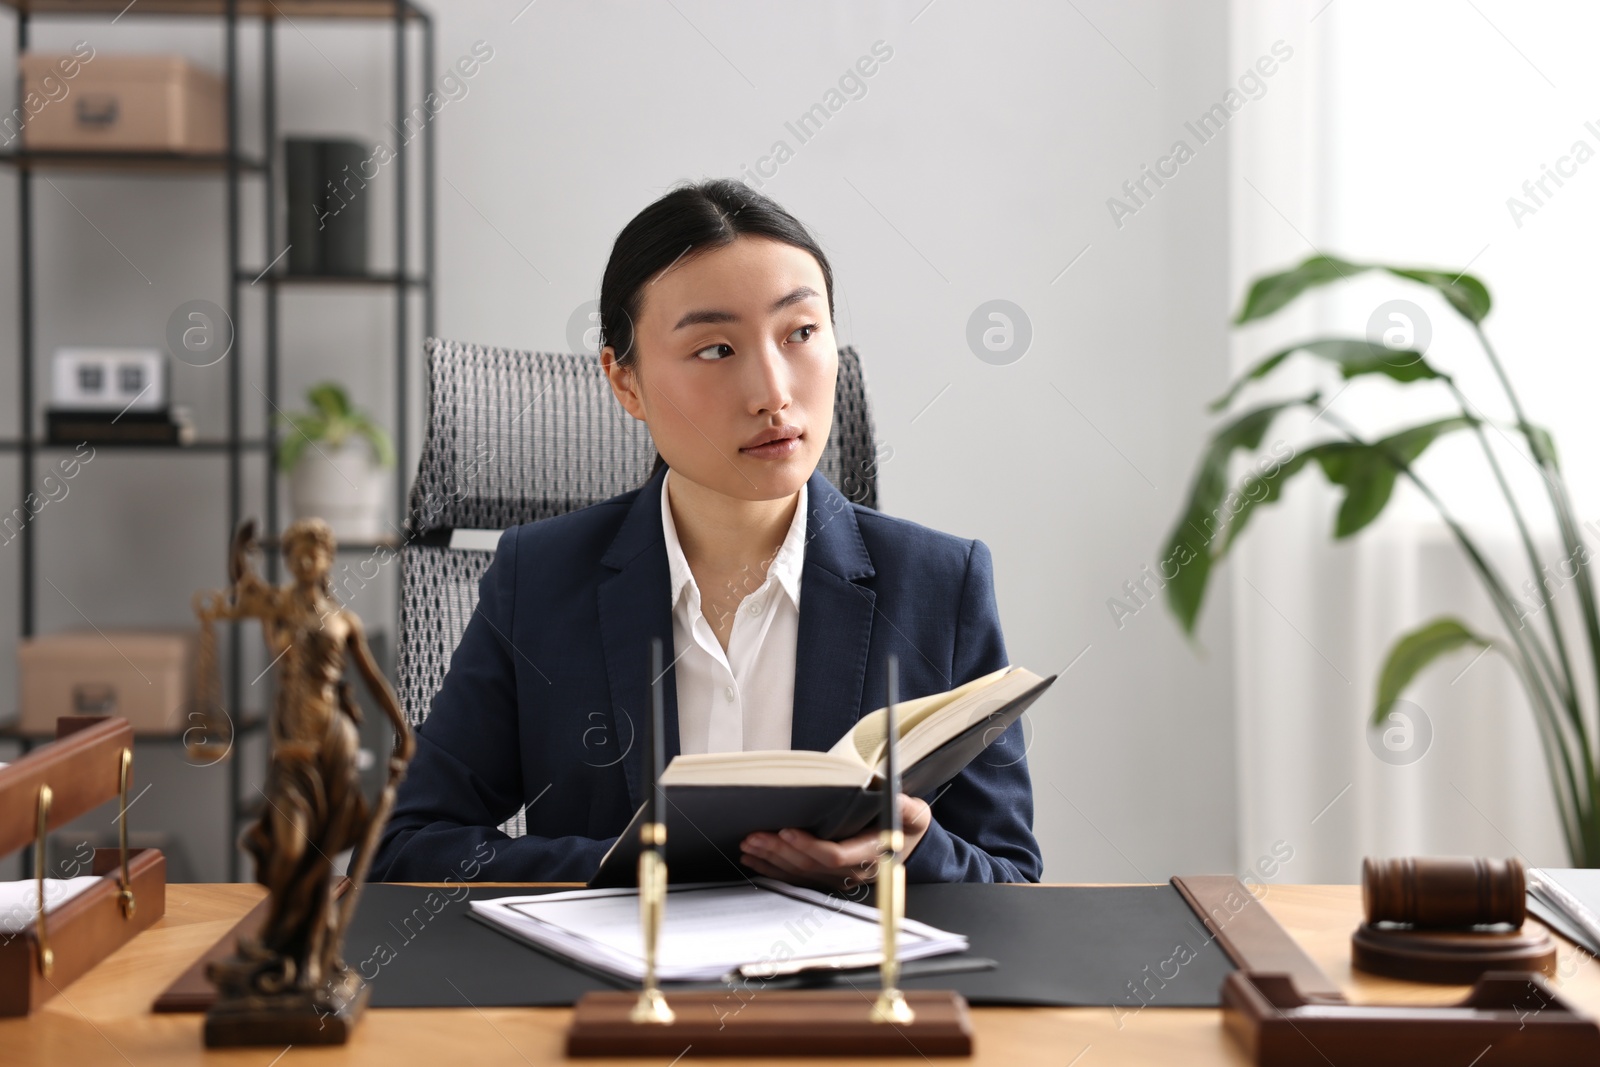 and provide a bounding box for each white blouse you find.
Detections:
[660,467,808,754]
